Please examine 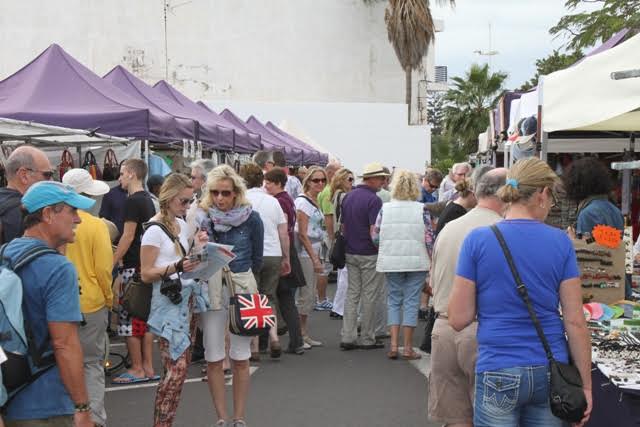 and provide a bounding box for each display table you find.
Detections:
[586,365,640,426]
